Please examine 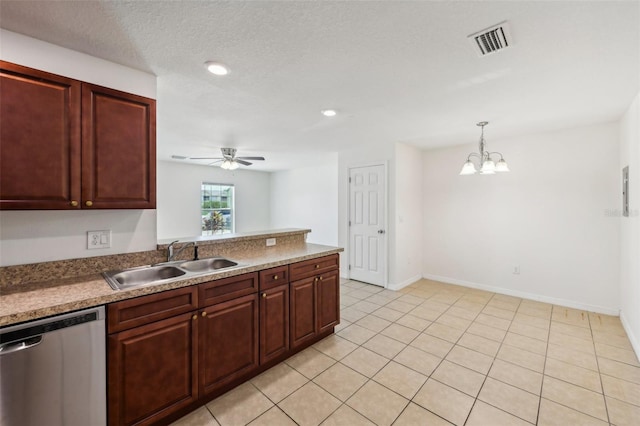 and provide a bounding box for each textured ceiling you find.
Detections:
[1,1,638,171]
